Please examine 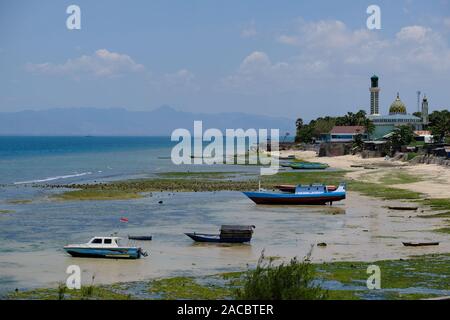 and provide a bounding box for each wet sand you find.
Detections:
[278,150,450,199]
[1,191,448,294]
